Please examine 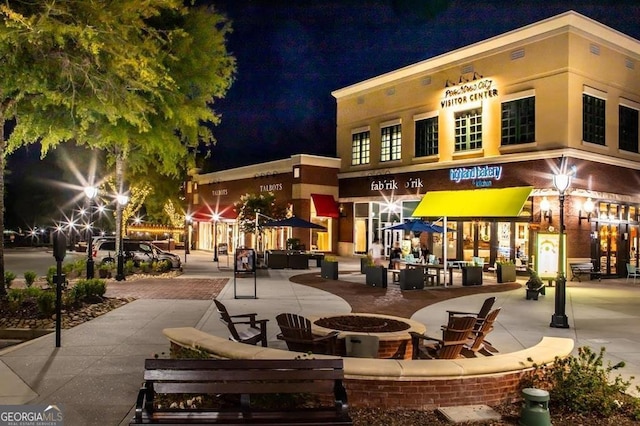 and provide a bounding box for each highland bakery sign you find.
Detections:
[450,165,502,187]
[441,78,498,108]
